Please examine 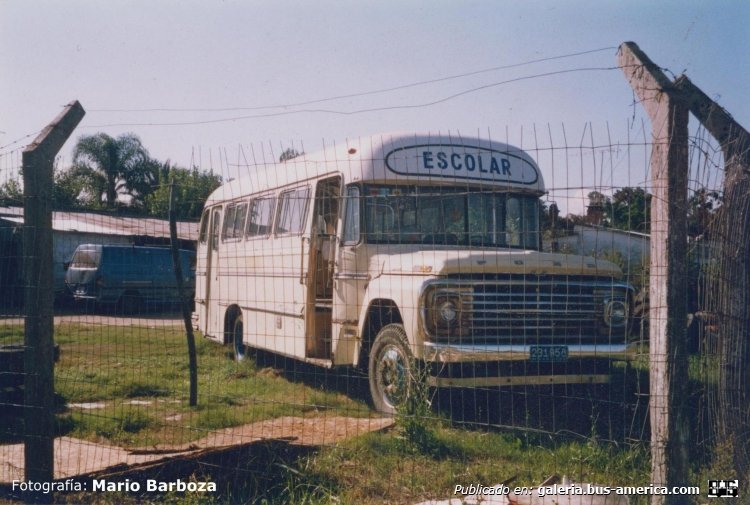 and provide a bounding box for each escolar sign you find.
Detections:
[384,144,539,185]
